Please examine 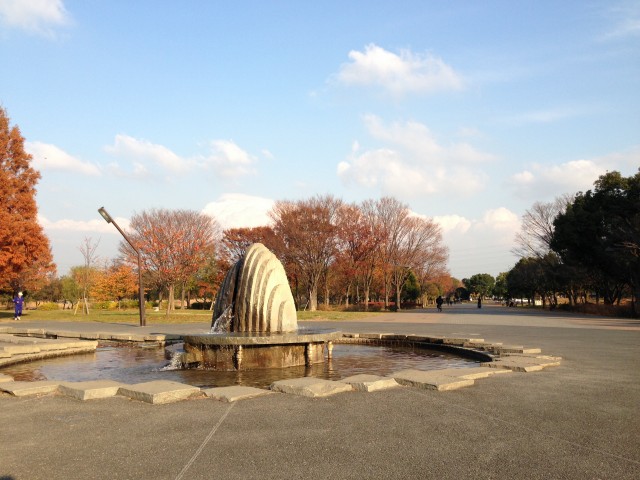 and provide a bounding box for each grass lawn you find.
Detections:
[0,307,383,324]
